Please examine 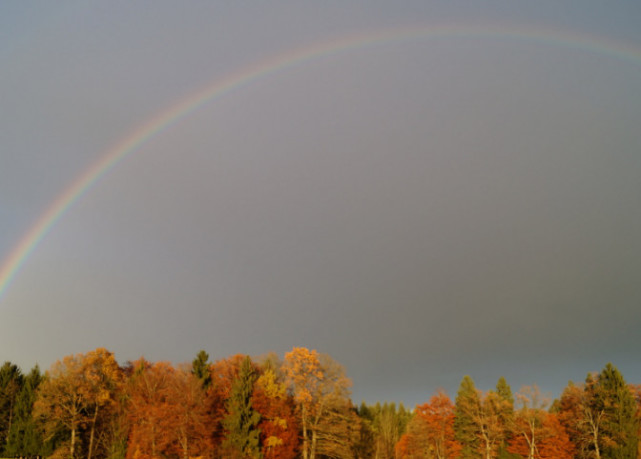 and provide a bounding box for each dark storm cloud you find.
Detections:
[1,1,640,406]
